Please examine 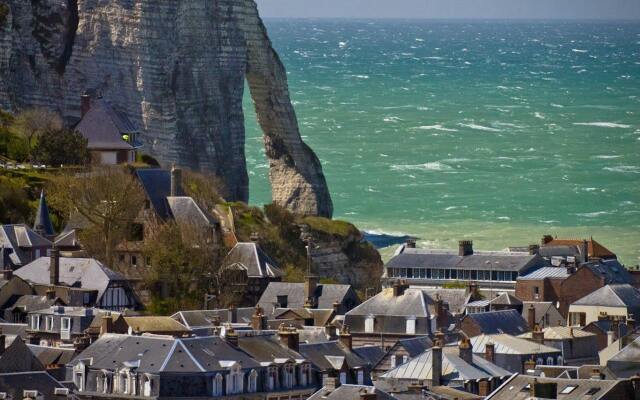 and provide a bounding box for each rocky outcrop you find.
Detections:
[0,0,333,217]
